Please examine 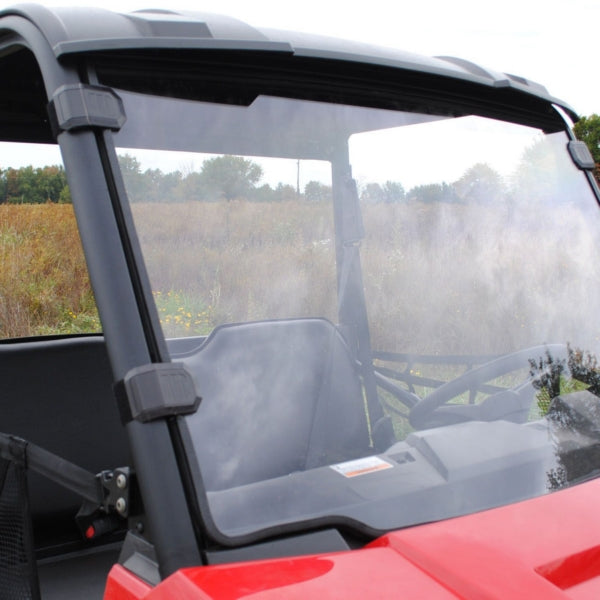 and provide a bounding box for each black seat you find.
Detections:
[179,319,371,491]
